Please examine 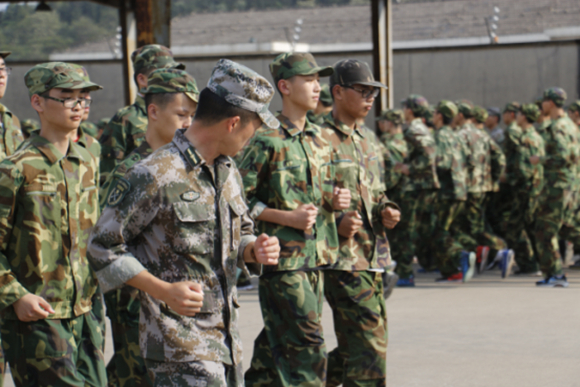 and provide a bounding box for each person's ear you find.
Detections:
[136,73,148,88]
[148,104,158,121]
[225,116,241,133]
[278,79,291,97]
[30,94,44,114]
[331,84,342,101]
